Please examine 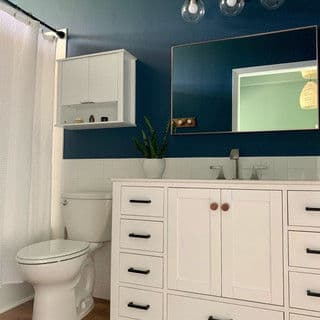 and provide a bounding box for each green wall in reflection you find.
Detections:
[239,72,318,131]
